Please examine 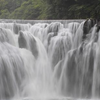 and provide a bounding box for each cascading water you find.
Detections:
[0,19,100,100]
